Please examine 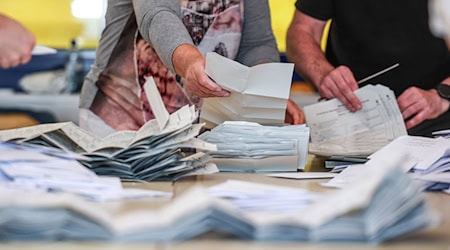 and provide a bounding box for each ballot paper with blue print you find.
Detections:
[198,121,310,172]
[0,77,218,181]
[0,152,435,242]
[201,52,294,128]
[304,84,407,157]
[0,141,172,201]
